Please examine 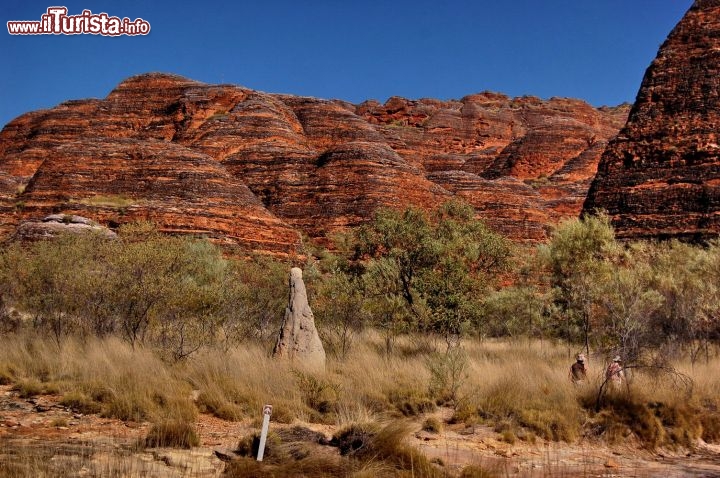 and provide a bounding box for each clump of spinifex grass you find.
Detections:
[678,359,720,442]
[0,334,195,423]
[59,391,102,414]
[341,420,445,477]
[333,332,436,417]
[576,364,720,449]
[422,416,443,434]
[143,419,200,448]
